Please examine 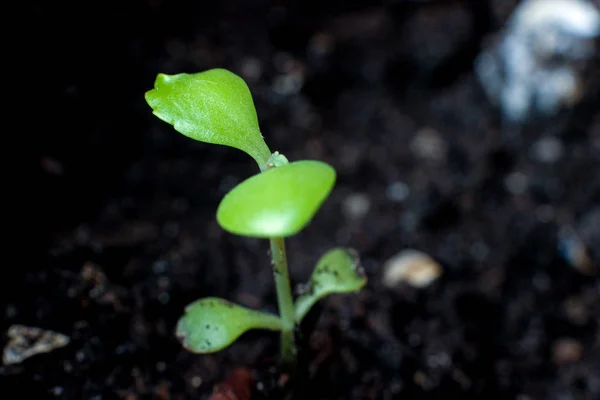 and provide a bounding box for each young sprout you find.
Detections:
[145,68,367,368]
